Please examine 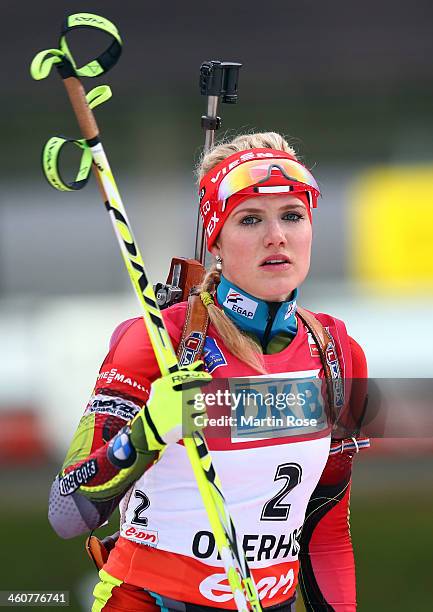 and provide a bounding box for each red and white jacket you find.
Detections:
[91,302,369,610]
